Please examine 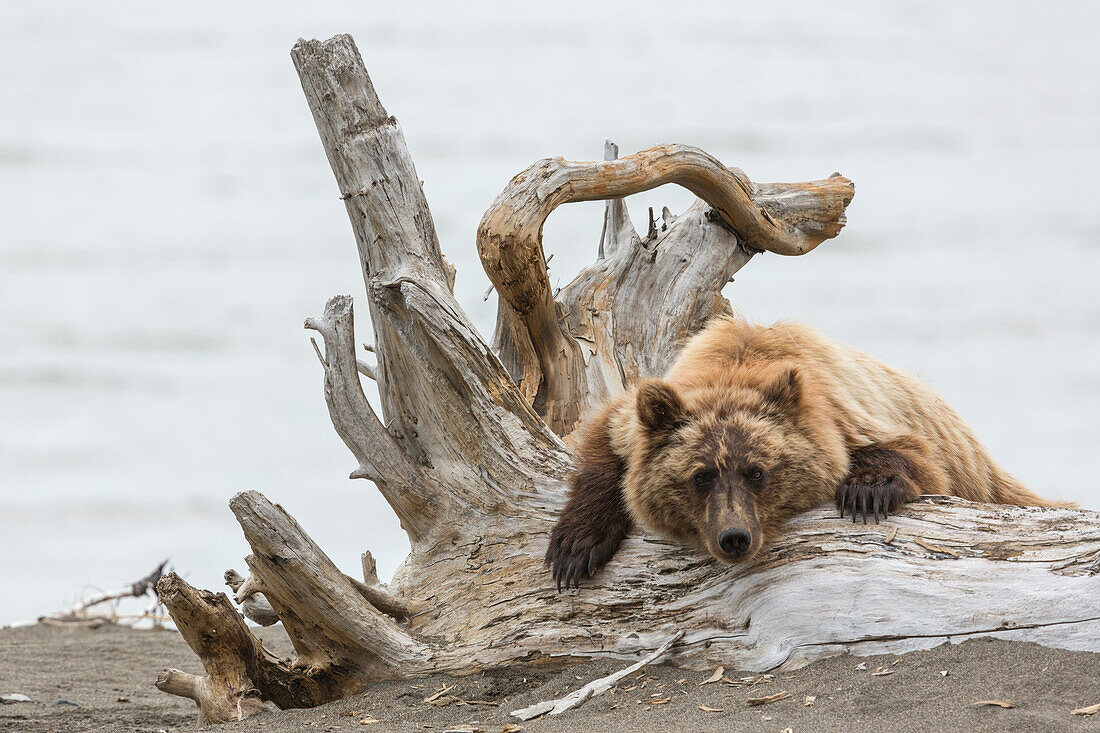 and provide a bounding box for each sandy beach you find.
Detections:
[3,4,1099,733]
[2,623,1098,732]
